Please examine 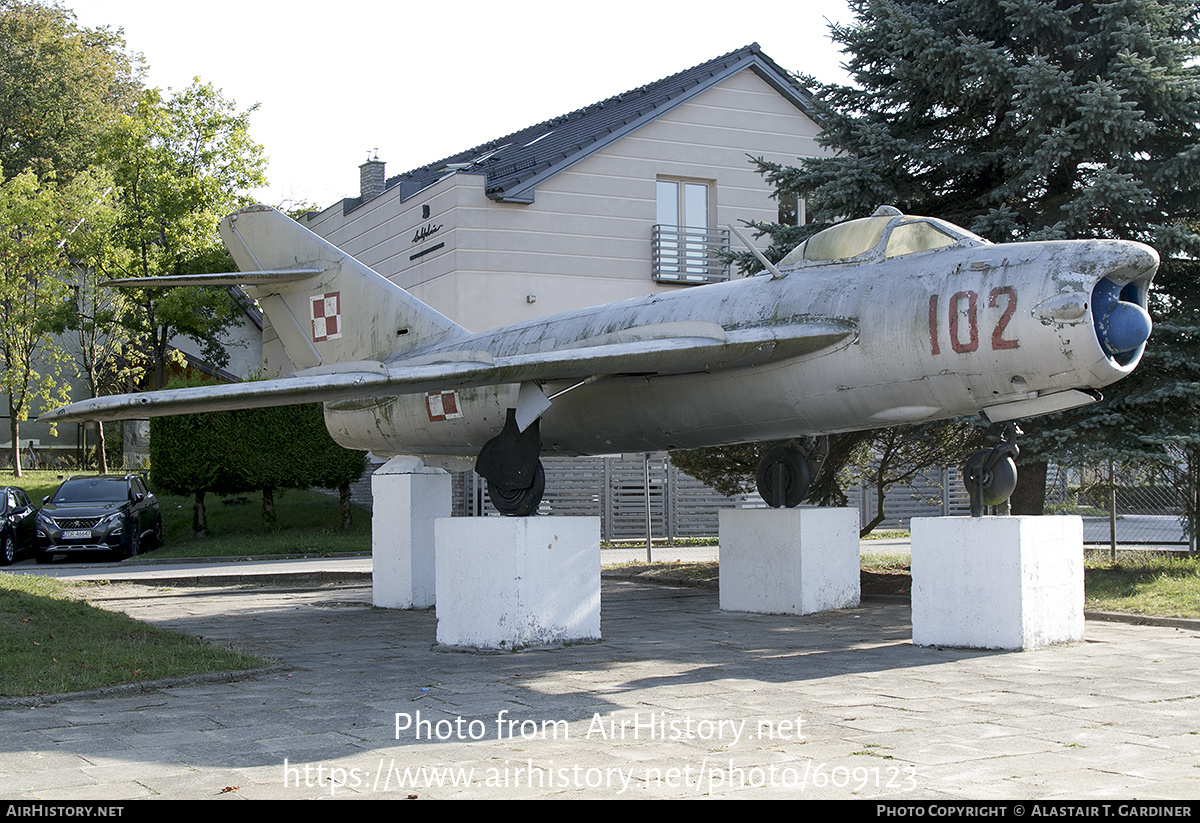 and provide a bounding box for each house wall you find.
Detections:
[300,68,830,334]
[168,312,262,381]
